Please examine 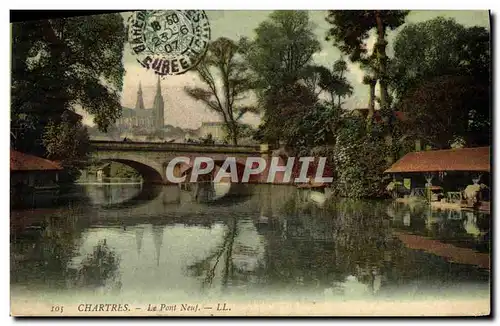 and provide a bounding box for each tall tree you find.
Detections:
[42,111,90,182]
[400,75,489,149]
[325,11,409,124]
[391,17,490,98]
[185,37,255,145]
[362,75,377,120]
[361,57,379,125]
[302,59,353,109]
[245,11,320,88]
[11,13,126,158]
[244,10,321,144]
[392,18,491,147]
[331,57,352,108]
[301,65,325,102]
